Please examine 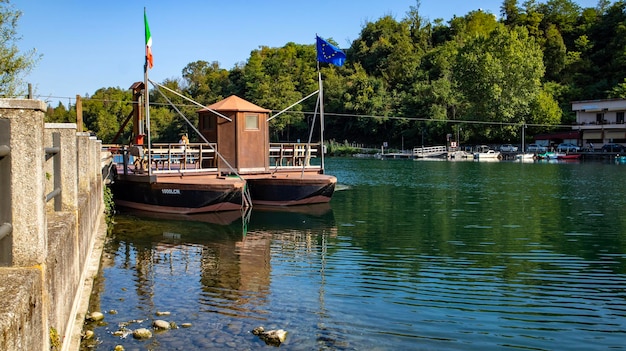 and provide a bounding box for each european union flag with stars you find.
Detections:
[316,35,346,66]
